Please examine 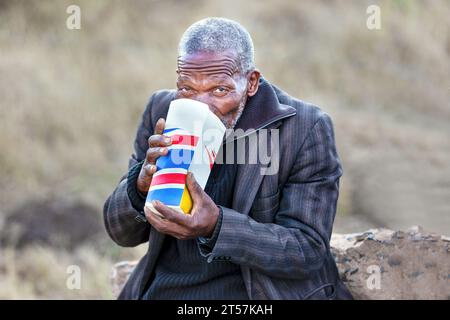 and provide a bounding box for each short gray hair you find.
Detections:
[178,17,255,73]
